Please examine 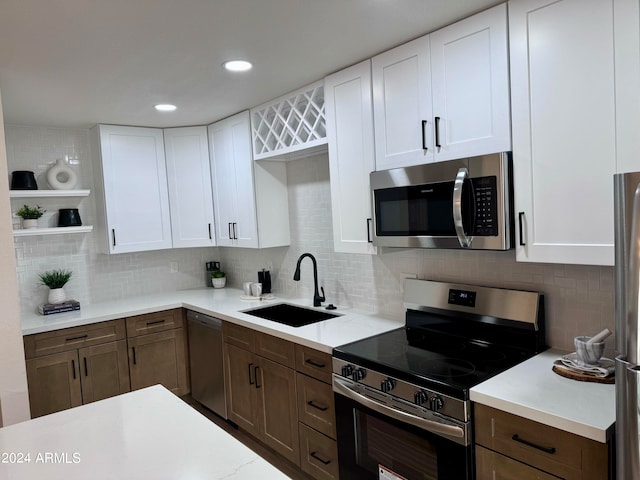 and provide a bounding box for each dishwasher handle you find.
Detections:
[186,311,222,328]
